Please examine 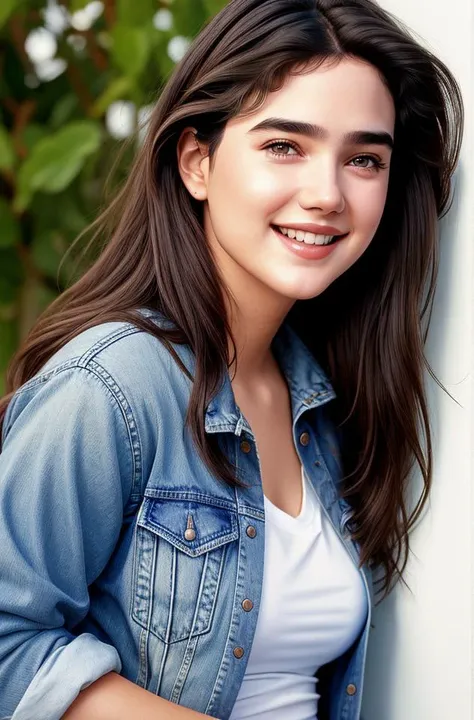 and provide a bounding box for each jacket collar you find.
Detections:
[204,322,336,435]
